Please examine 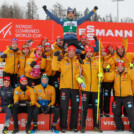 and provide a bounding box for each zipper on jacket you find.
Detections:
[120,74,121,96]
[90,59,92,91]
[71,59,74,89]
[24,56,26,75]
[13,51,15,74]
